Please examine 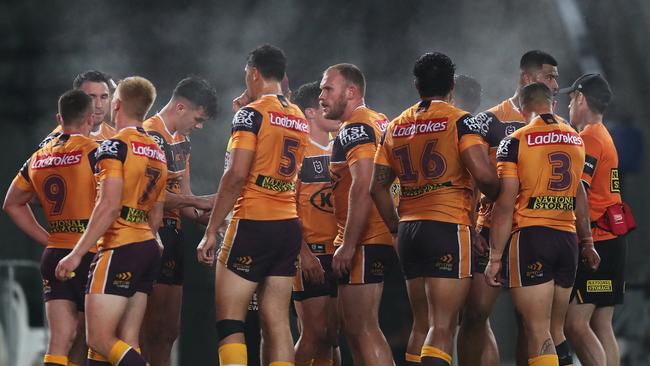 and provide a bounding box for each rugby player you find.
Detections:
[371,52,498,366]
[319,63,396,366]
[397,72,484,366]
[196,44,309,366]
[4,90,97,366]
[291,81,341,366]
[55,76,167,366]
[458,50,564,366]
[562,74,624,366]
[44,71,116,146]
[141,76,217,366]
[485,82,599,366]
